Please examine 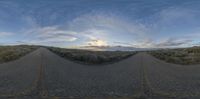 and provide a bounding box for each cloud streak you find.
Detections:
[155,38,193,48]
[0,32,13,37]
[15,26,78,46]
